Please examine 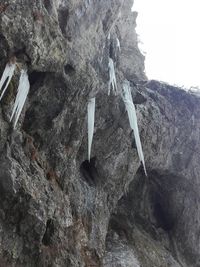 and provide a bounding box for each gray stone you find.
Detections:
[0,0,199,266]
